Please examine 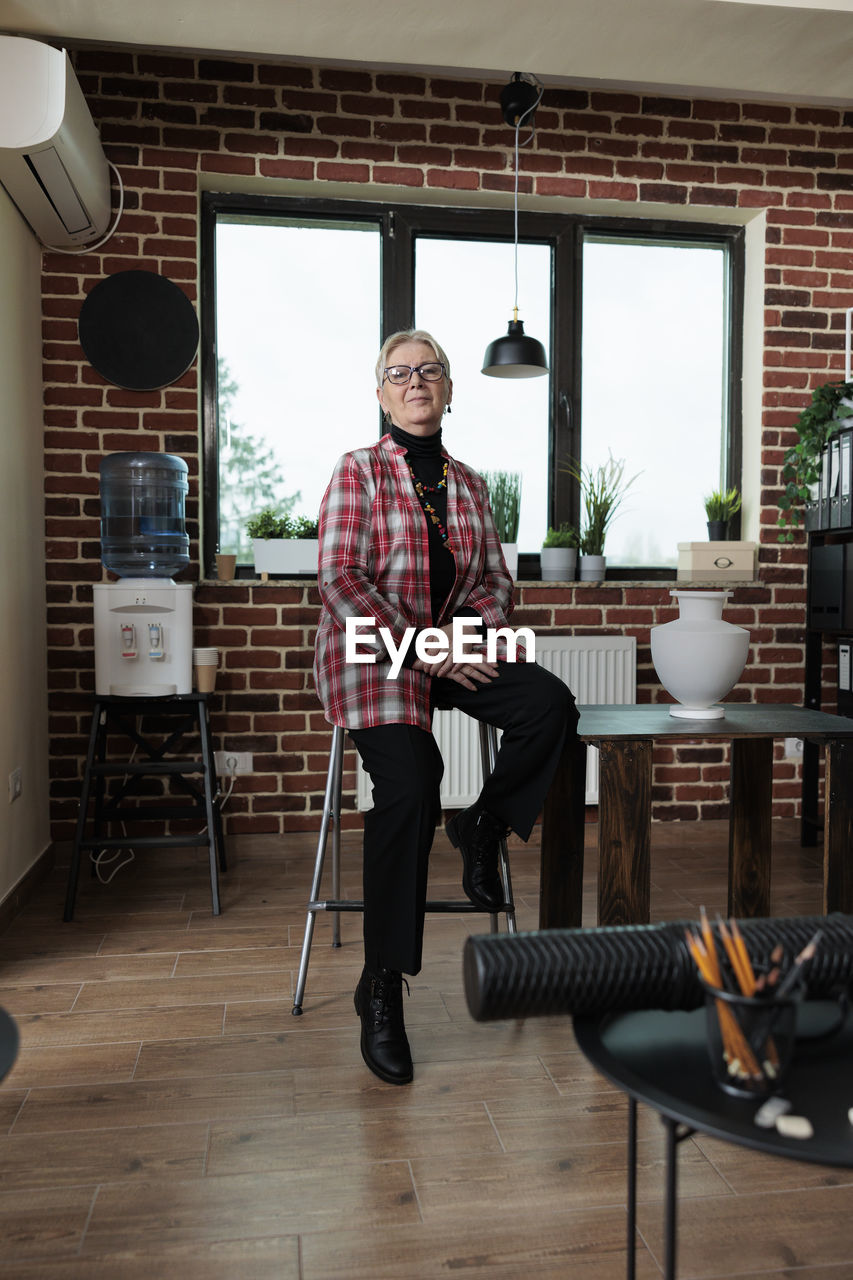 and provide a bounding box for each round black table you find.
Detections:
[573,1001,853,1280]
